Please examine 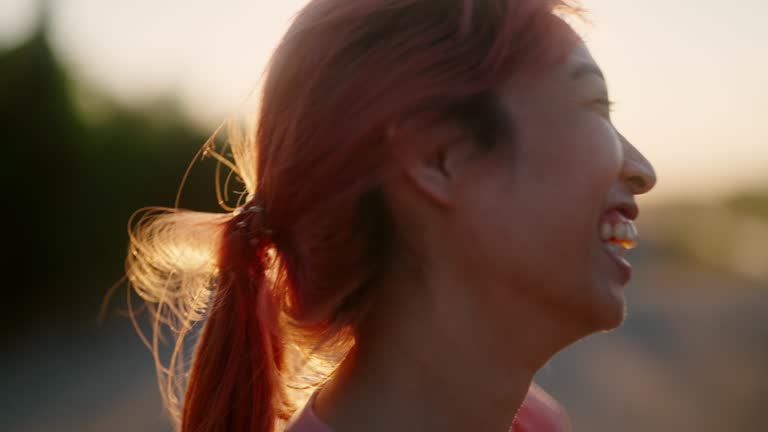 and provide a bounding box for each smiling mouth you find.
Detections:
[600,221,637,260]
[598,218,638,282]
[599,217,639,251]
